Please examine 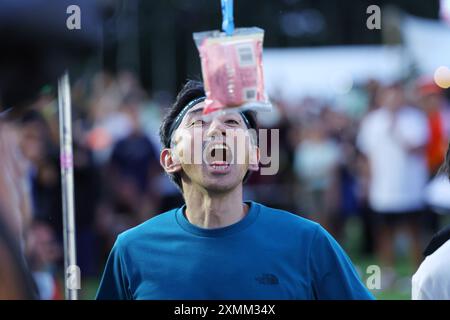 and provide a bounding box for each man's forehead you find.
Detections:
[184,102,205,116]
[170,100,252,145]
[184,103,244,120]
